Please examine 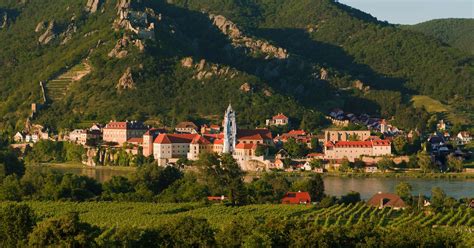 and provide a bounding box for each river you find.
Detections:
[31,166,474,200]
